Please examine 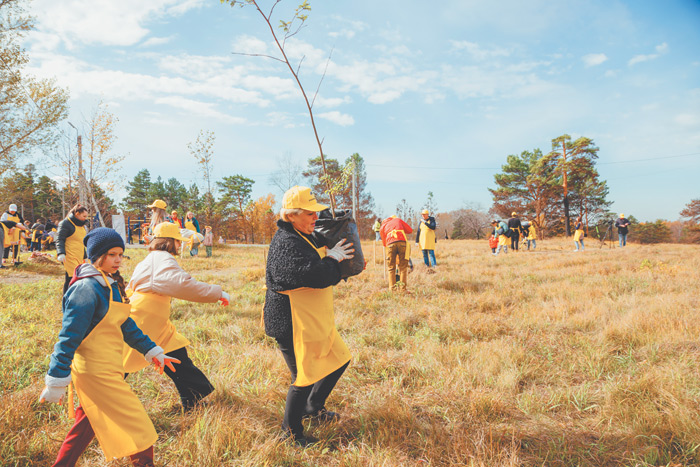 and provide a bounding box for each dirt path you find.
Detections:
[0,273,57,285]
